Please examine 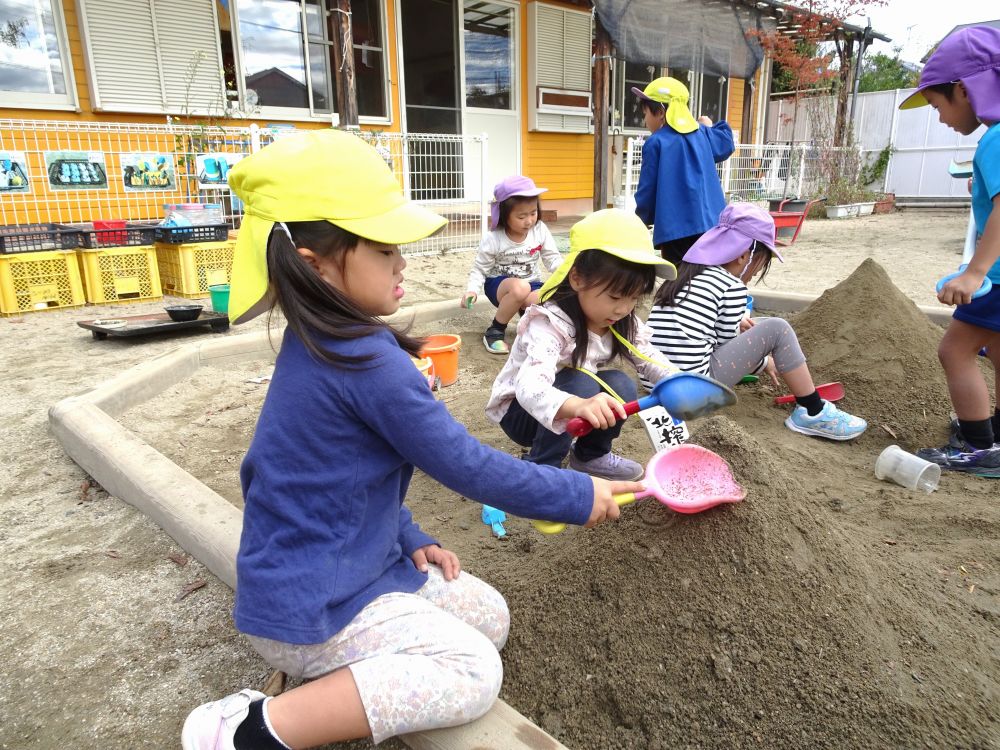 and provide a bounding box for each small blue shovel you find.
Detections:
[936,264,992,300]
[481,505,507,538]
